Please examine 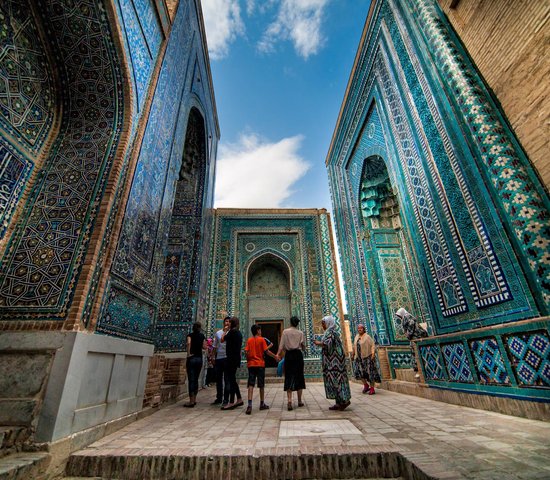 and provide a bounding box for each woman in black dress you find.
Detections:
[221,317,244,410]
[276,316,306,410]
